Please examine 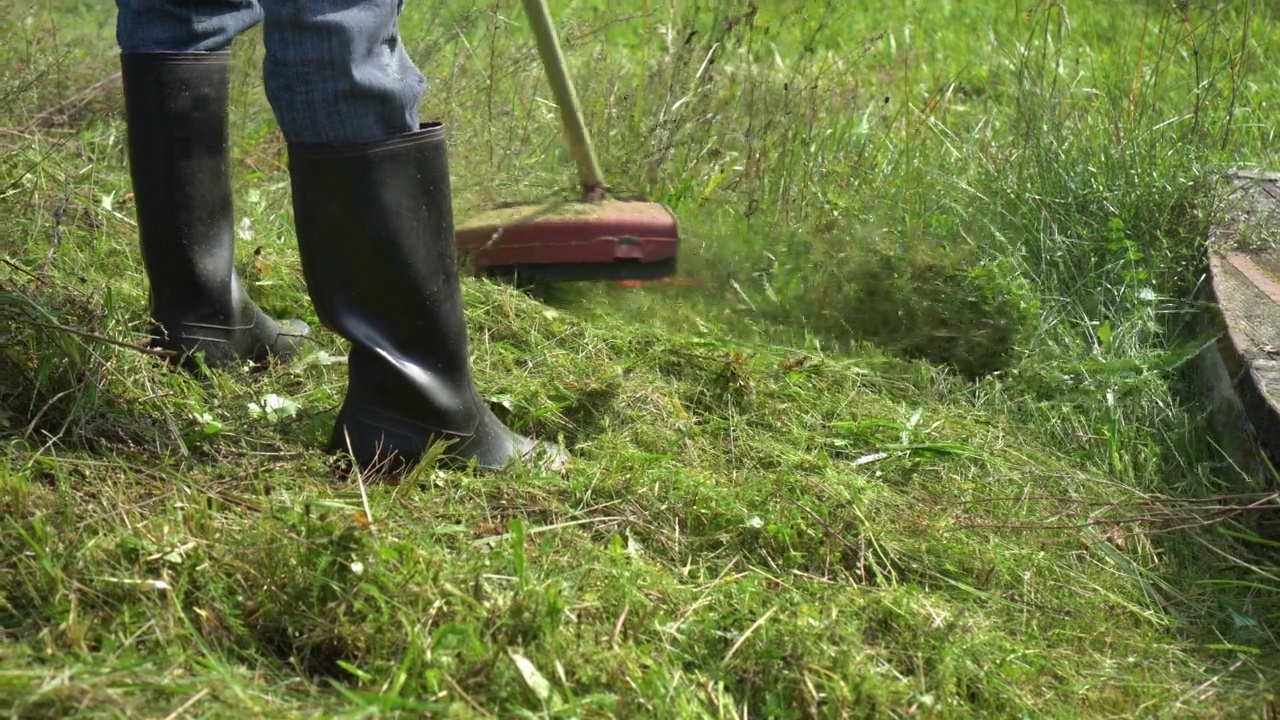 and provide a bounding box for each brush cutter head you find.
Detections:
[454,199,679,283]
